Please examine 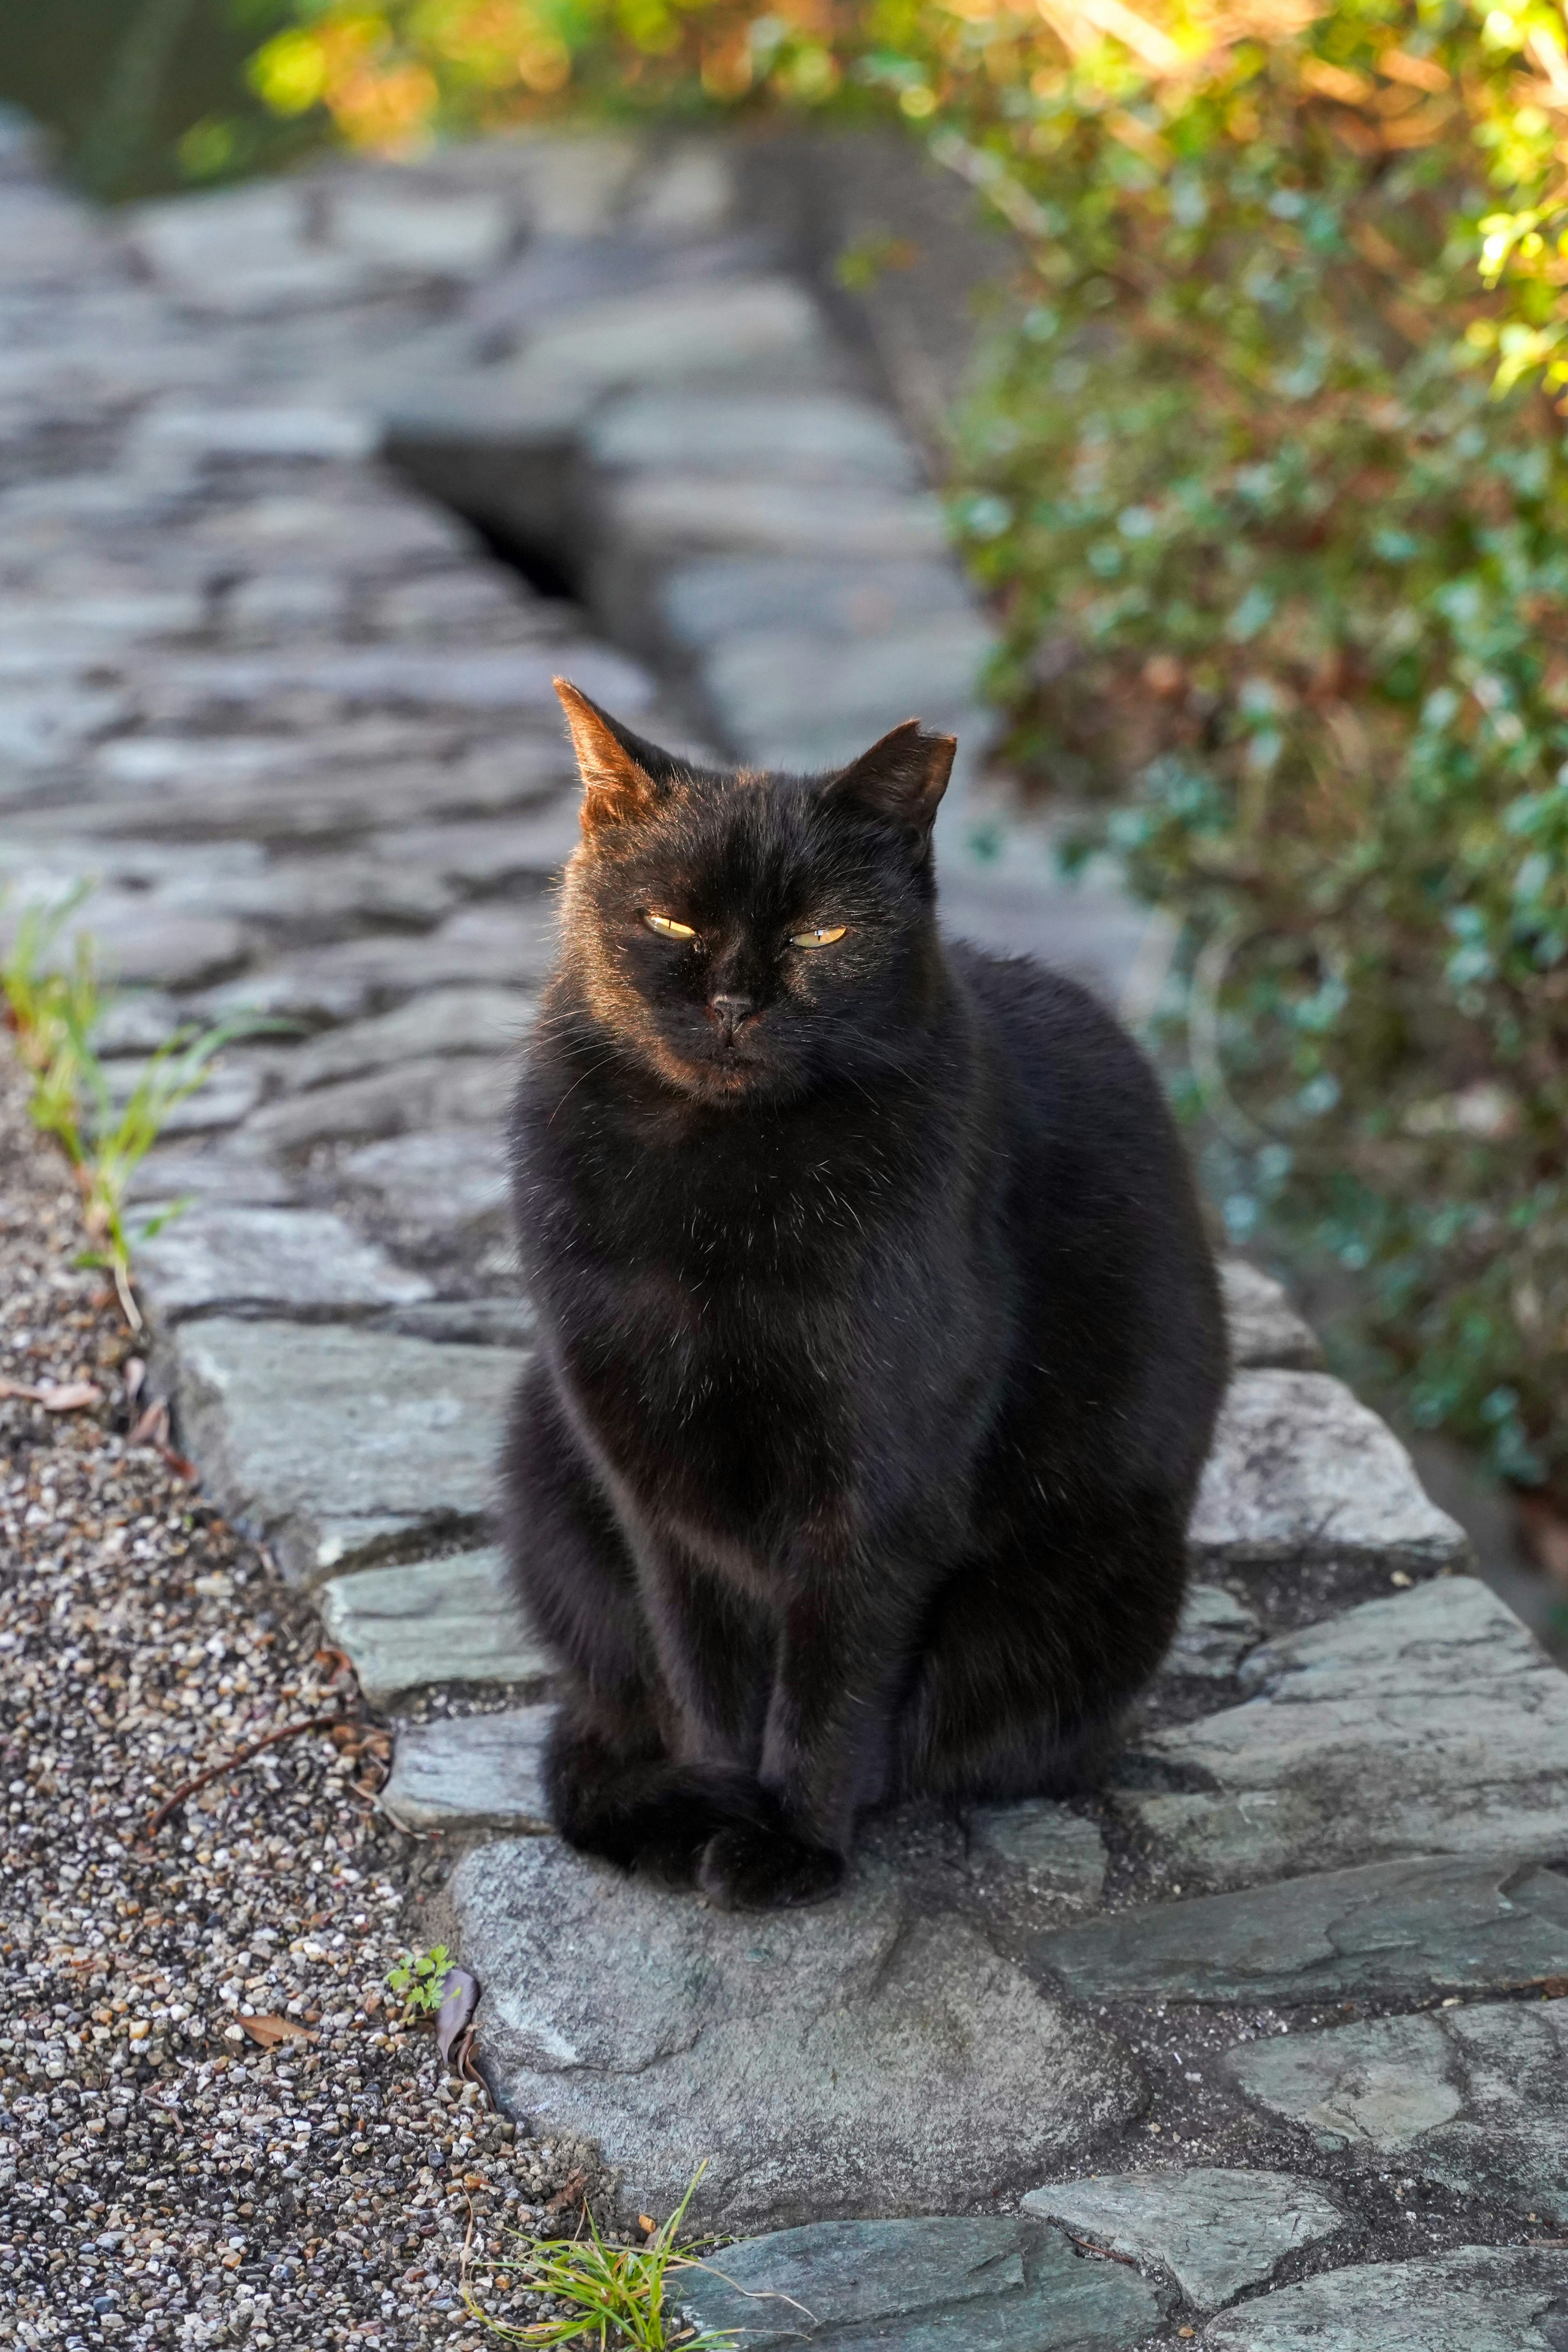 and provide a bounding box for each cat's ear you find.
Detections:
[555,678,675,832]
[825,719,956,843]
